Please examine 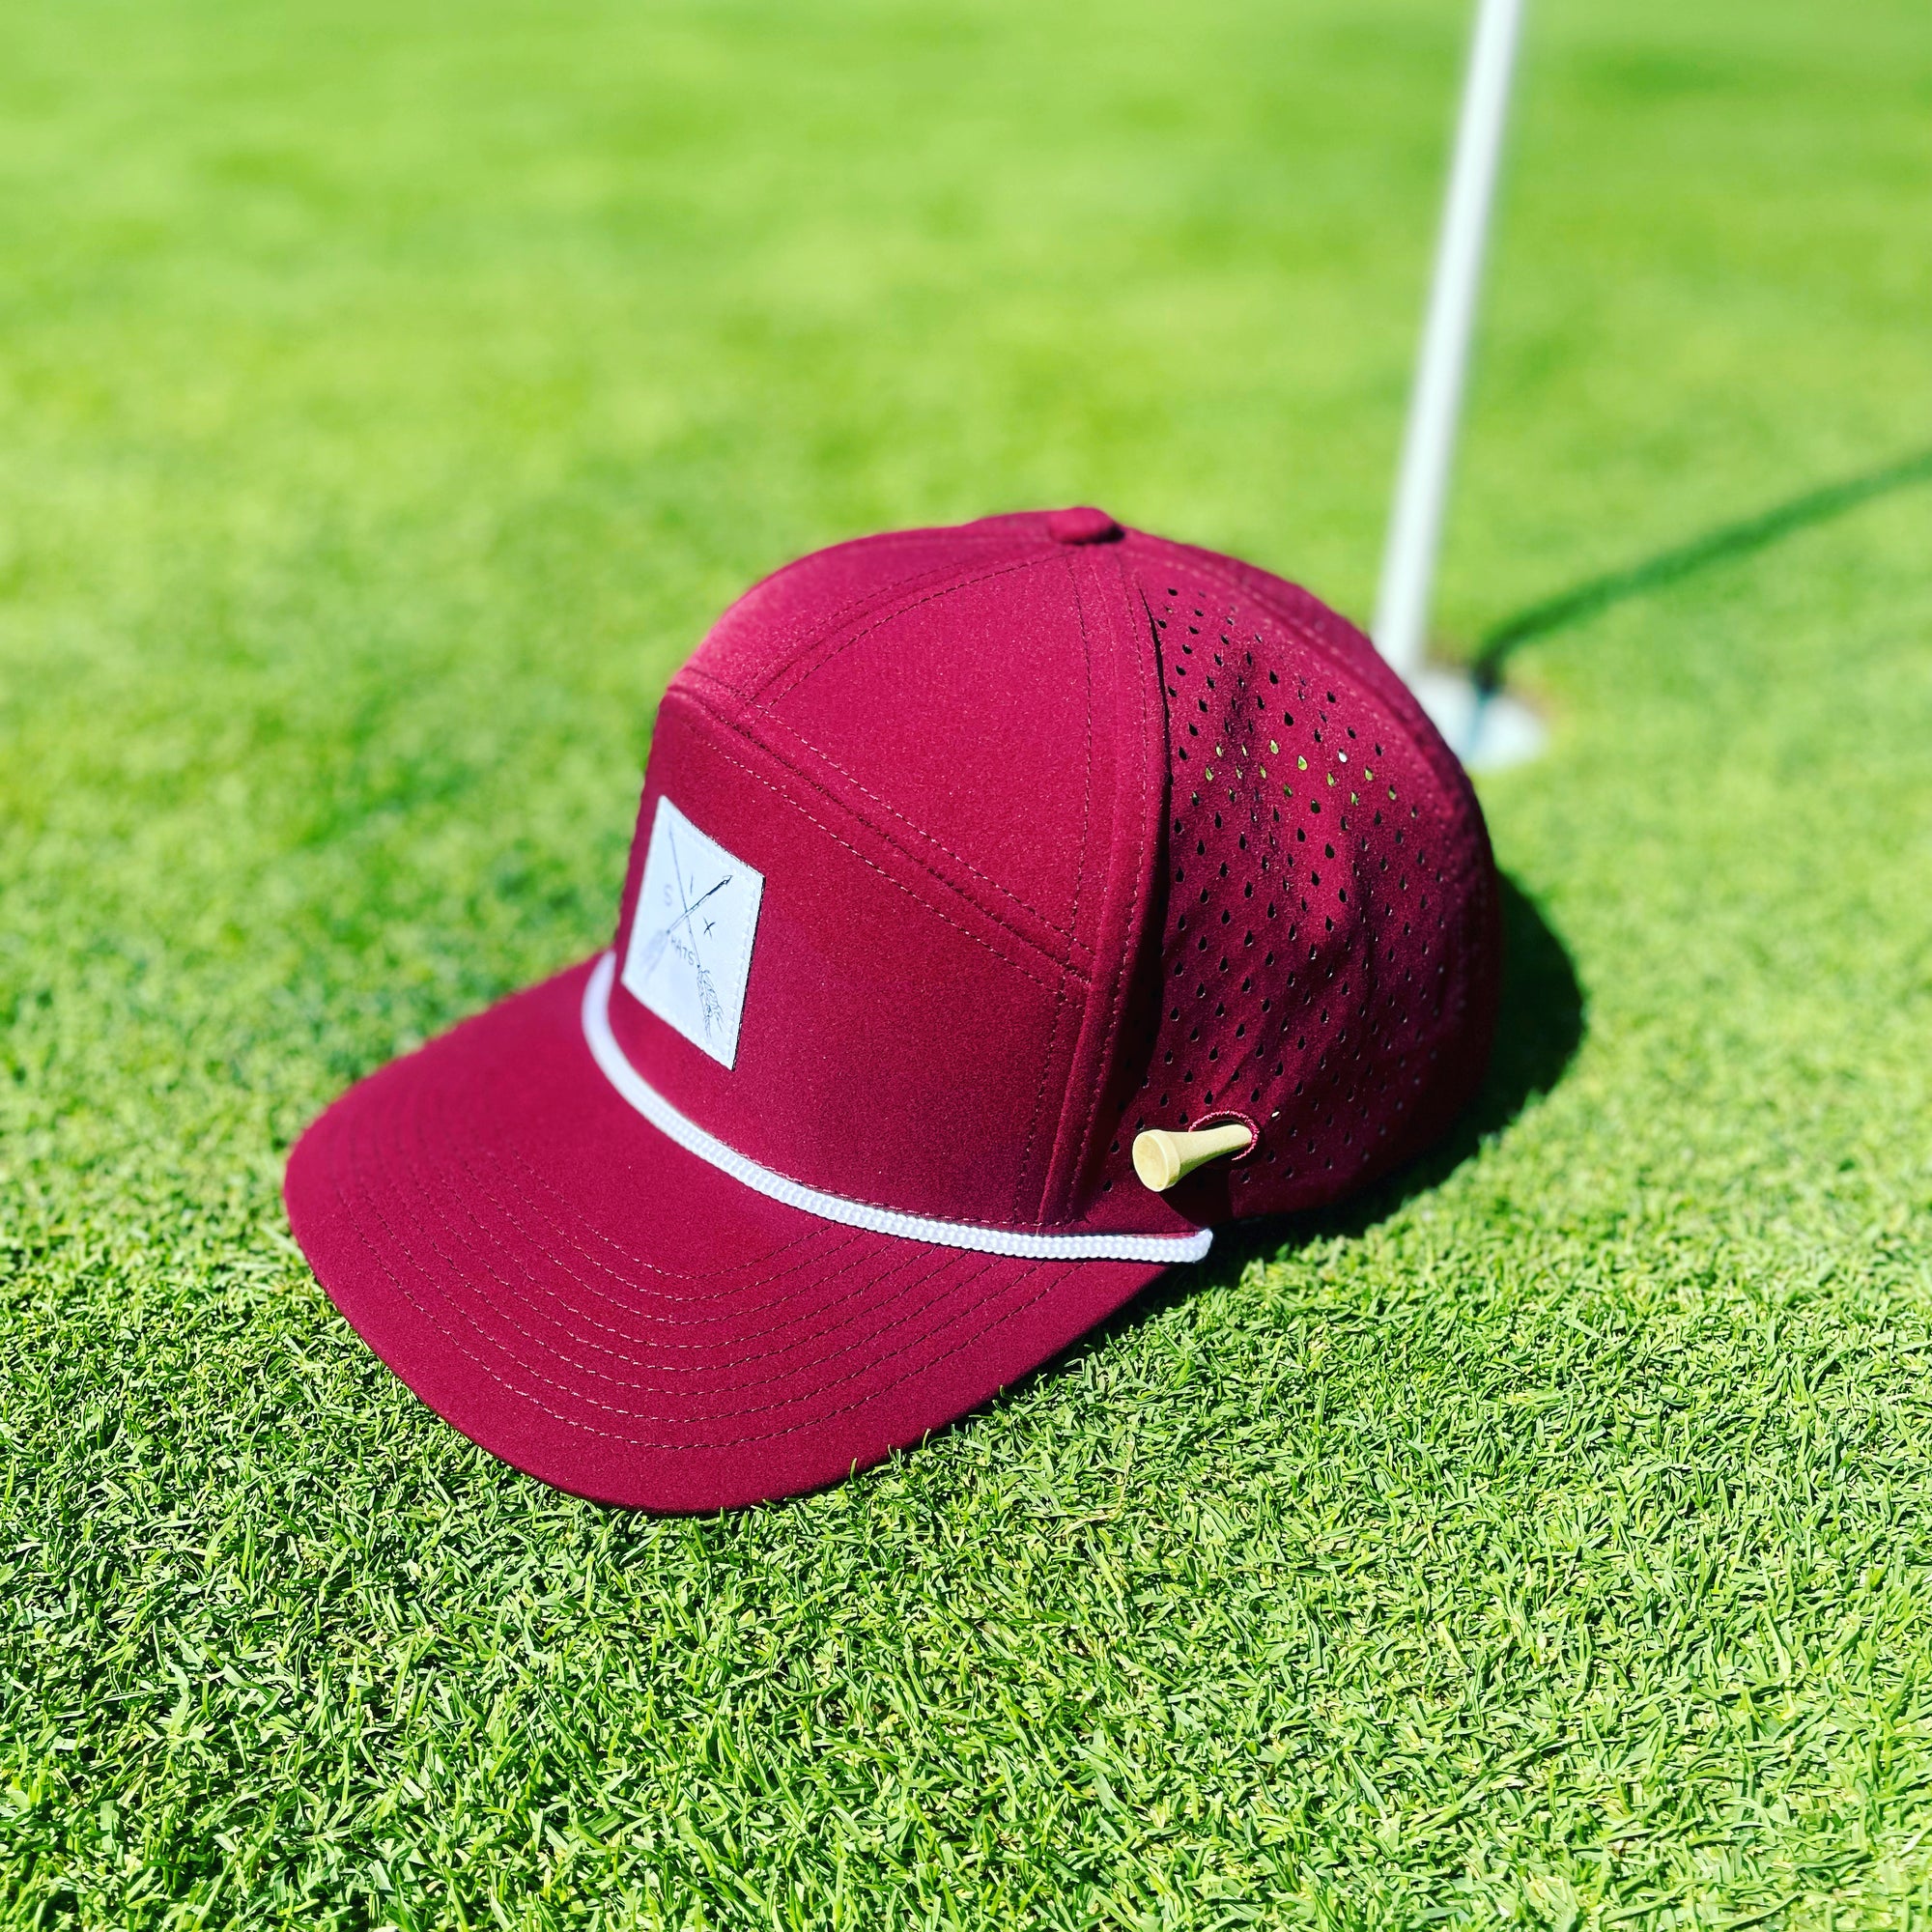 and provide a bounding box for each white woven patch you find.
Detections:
[622,795,764,1069]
